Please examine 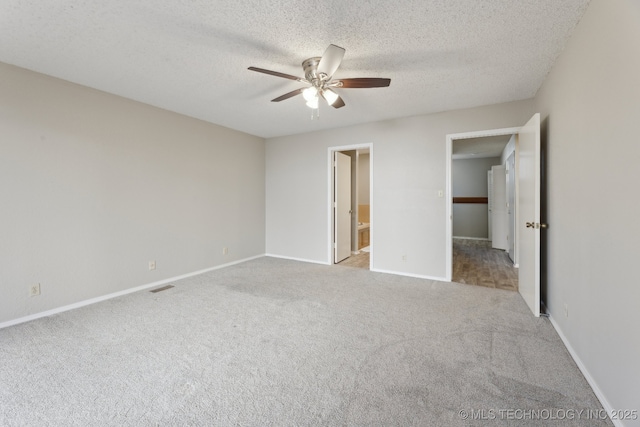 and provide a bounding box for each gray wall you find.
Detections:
[452,157,500,239]
[0,63,266,324]
[265,100,535,278]
[534,0,640,417]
